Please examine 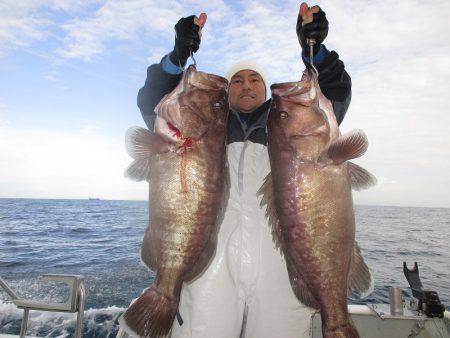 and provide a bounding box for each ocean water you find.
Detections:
[0,198,449,337]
